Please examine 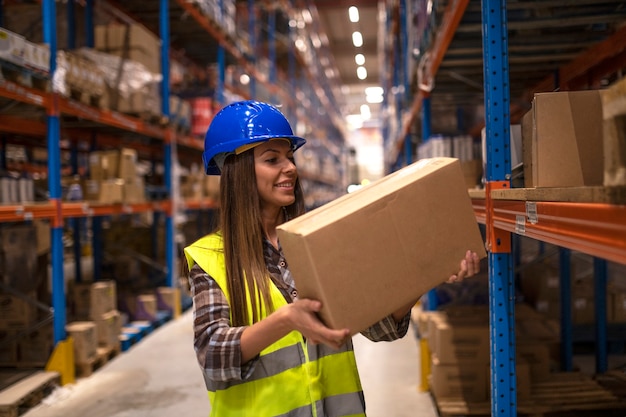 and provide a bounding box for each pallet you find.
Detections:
[0,371,59,417]
[69,88,106,110]
[74,344,119,379]
[435,372,626,417]
[0,59,50,93]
